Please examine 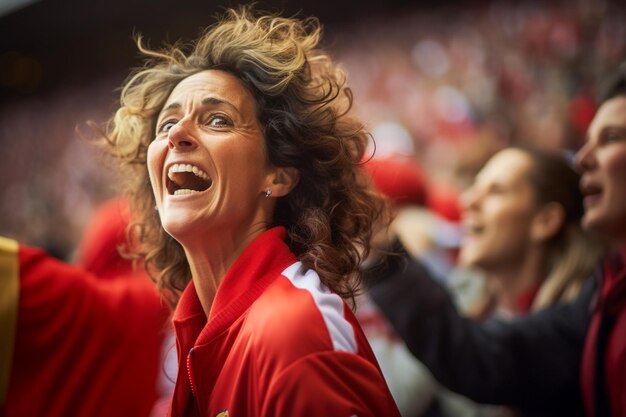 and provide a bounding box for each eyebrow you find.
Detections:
[160,102,181,113]
[202,97,242,116]
[157,102,181,122]
[158,97,241,118]
[585,125,626,142]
